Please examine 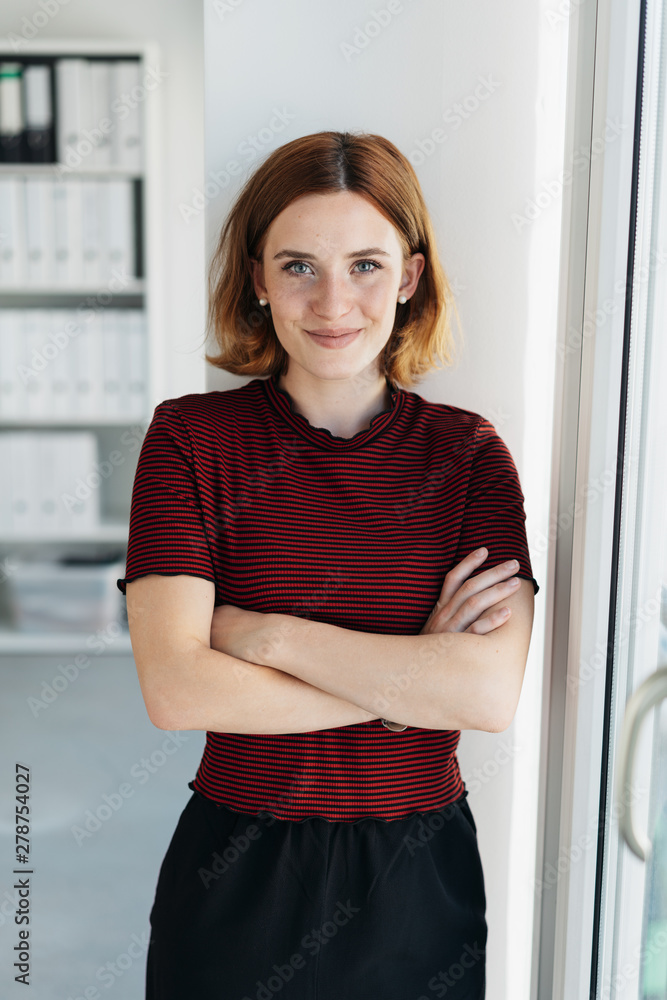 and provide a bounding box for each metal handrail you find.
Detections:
[616,665,667,861]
